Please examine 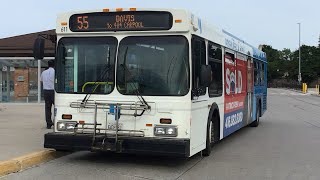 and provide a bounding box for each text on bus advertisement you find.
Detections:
[225,111,243,129]
[225,68,243,95]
